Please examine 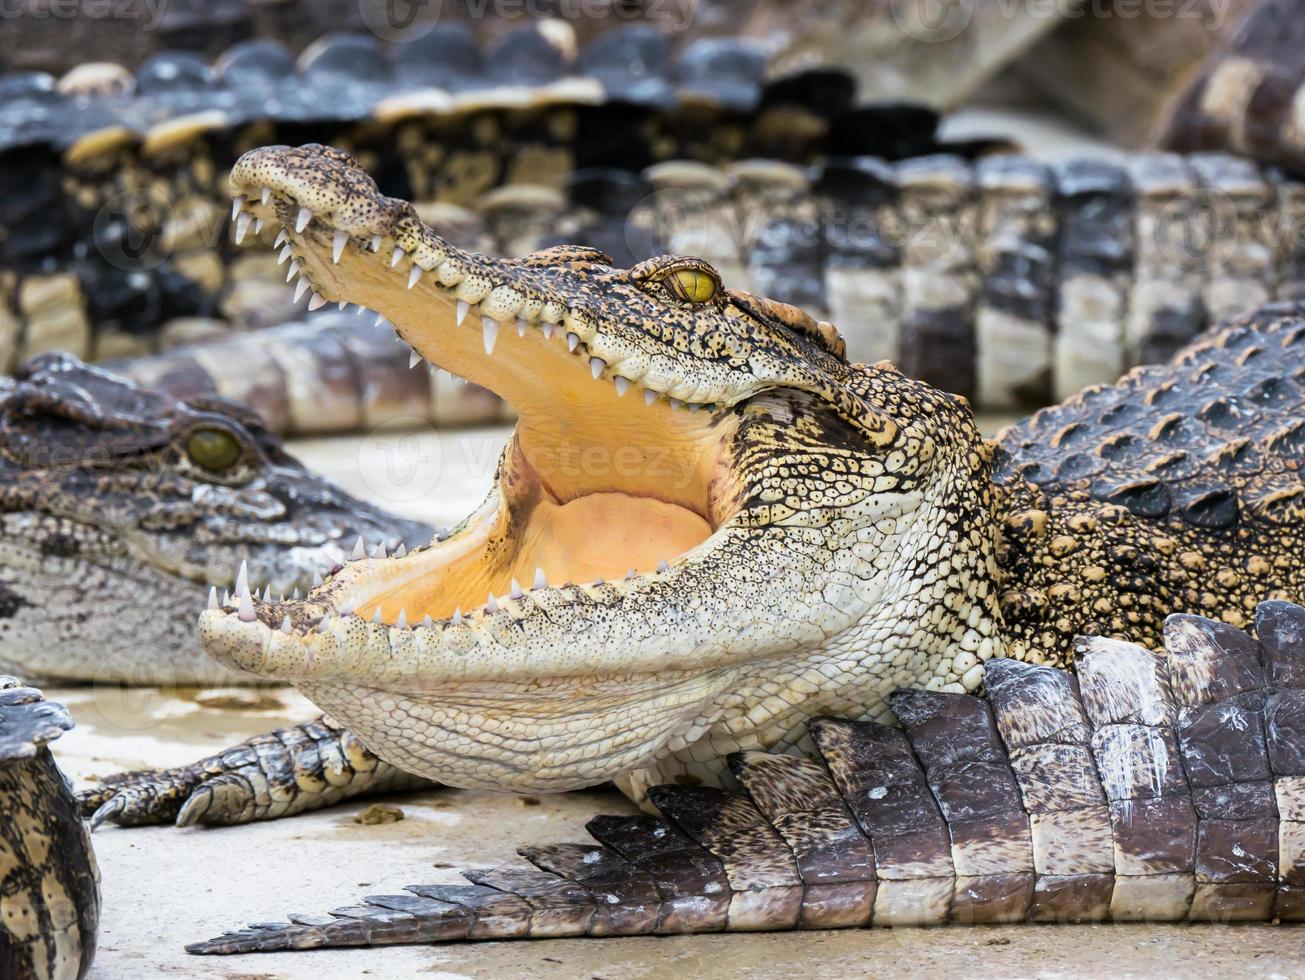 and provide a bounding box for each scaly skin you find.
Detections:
[0,352,431,683]
[0,678,99,978]
[102,151,1305,424]
[90,144,1303,815]
[190,603,1305,951]
[0,24,970,370]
